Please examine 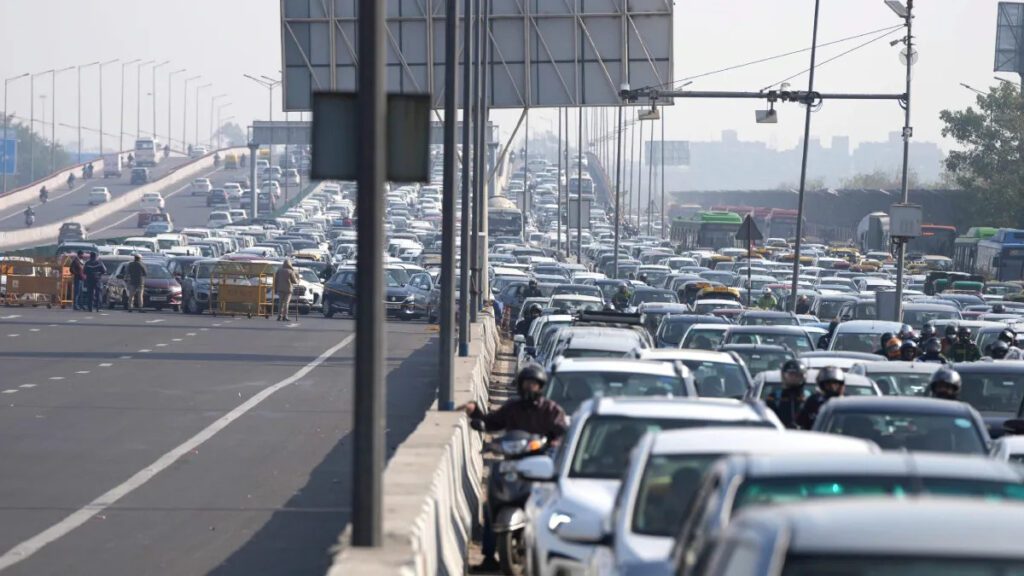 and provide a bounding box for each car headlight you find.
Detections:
[404,295,416,303]
[548,512,572,532]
